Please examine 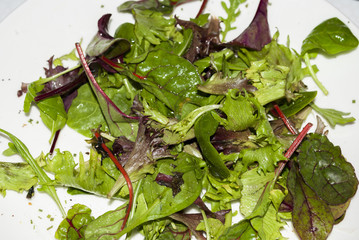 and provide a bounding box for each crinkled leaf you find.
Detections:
[296,133,358,205]
[132,9,182,45]
[250,204,286,240]
[301,17,359,55]
[42,149,121,198]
